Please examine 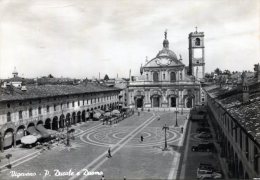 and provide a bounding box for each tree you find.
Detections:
[223,69,231,76]
[104,74,109,81]
[214,68,222,75]
[48,74,54,78]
